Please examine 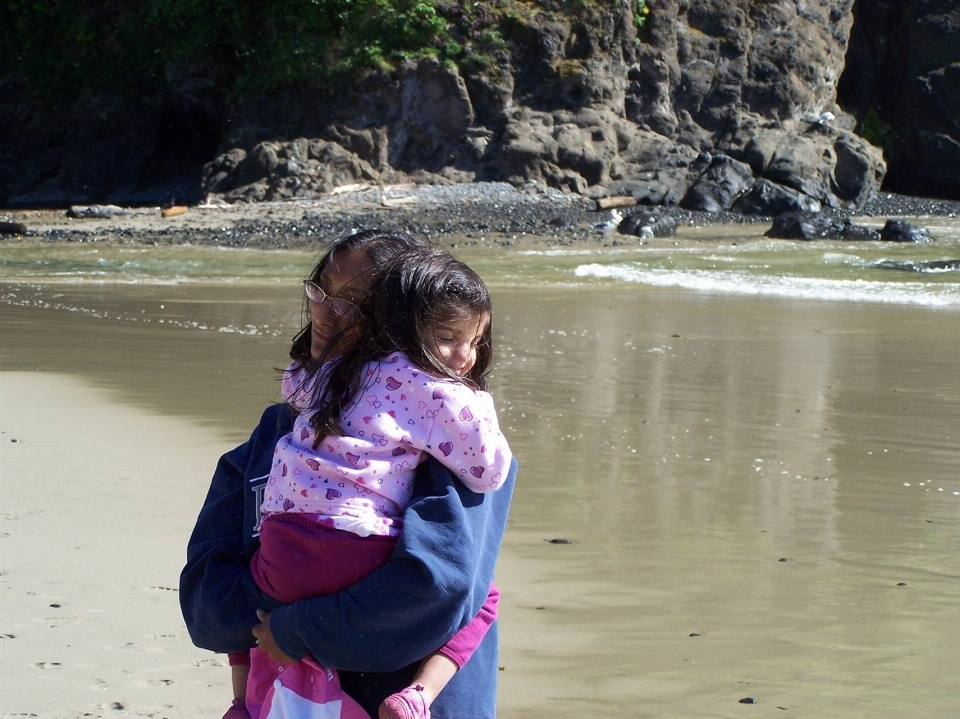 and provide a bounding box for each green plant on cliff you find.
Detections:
[635,0,649,30]
[3,0,455,99]
[2,0,633,105]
